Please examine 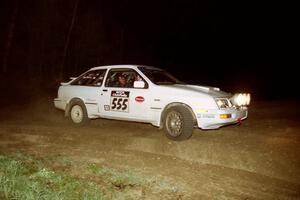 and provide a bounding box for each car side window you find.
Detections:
[71,69,106,86]
[105,69,147,88]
